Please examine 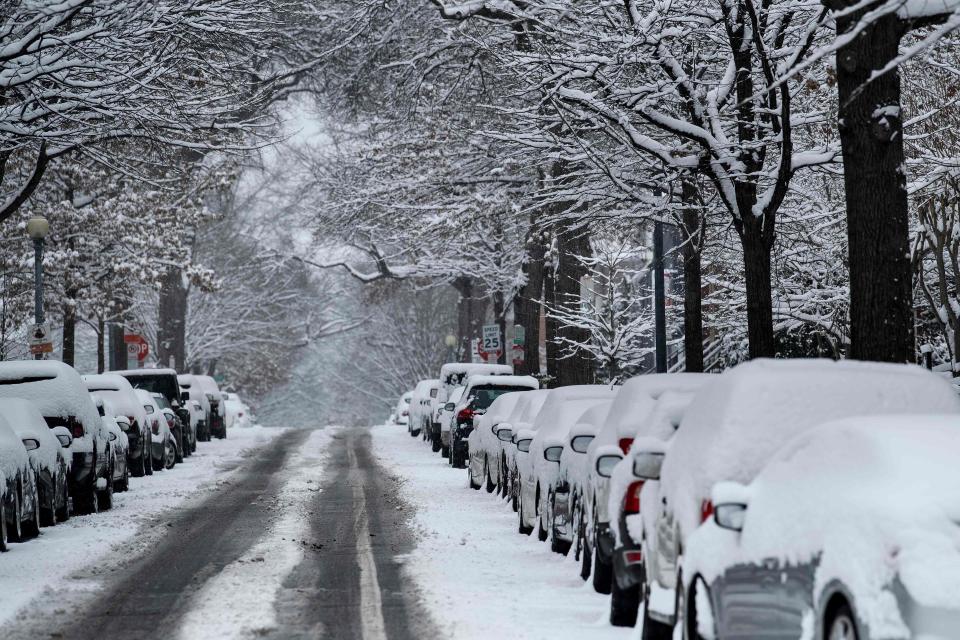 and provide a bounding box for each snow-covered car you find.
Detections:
[467,389,535,492]
[177,374,211,441]
[393,391,413,426]
[408,379,439,438]
[116,368,193,454]
[188,400,206,438]
[0,398,70,529]
[193,375,226,439]
[682,415,960,640]
[431,363,513,450]
[552,402,610,558]
[83,373,152,477]
[0,361,109,515]
[583,372,711,596]
[517,385,619,540]
[149,391,188,463]
[437,386,465,458]
[449,375,539,469]
[136,389,176,471]
[606,389,698,627]
[0,411,41,547]
[500,390,552,505]
[223,392,252,429]
[103,415,130,493]
[644,359,960,639]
